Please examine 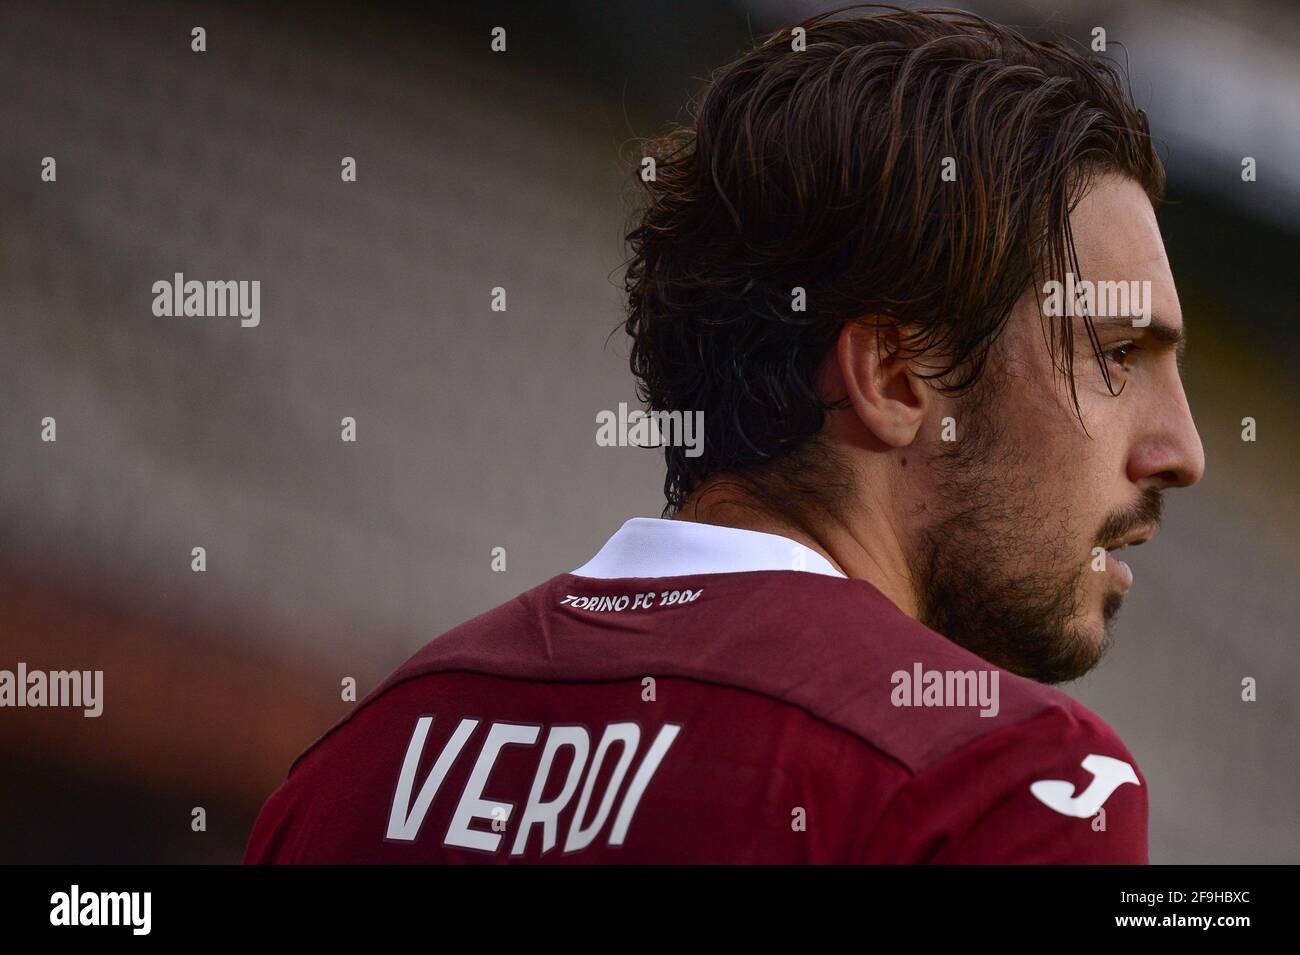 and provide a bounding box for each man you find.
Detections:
[246,7,1203,863]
